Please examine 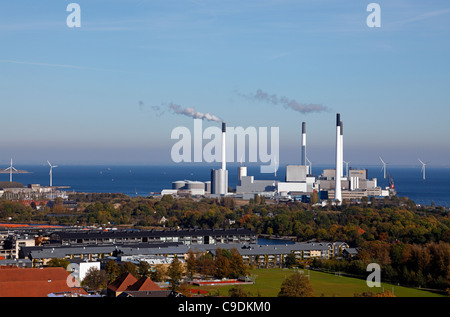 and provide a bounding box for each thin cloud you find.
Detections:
[0,59,133,74]
[388,8,450,27]
[237,89,327,114]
